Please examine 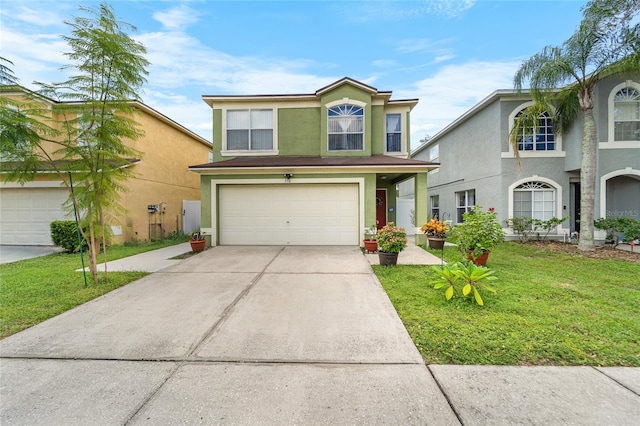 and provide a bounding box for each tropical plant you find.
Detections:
[431,262,498,306]
[0,3,149,284]
[364,225,377,240]
[512,0,640,252]
[448,206,505,258]
[376,222,407,254]
[420,218,449,238]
